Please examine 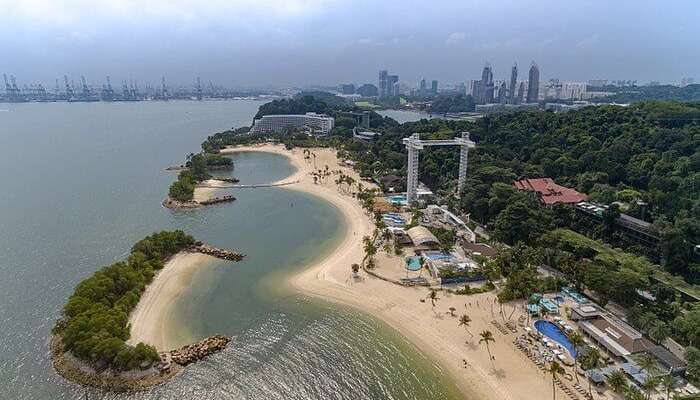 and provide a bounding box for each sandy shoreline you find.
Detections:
[134,143,560,399]
[221,144,560,400]
[128,252,214,351]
